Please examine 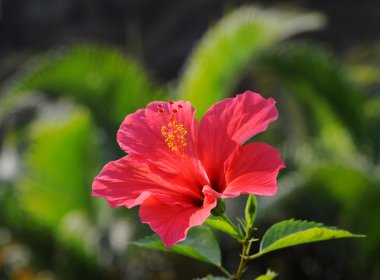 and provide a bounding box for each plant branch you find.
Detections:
[233,239,253,279]
[232,195,258,279]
